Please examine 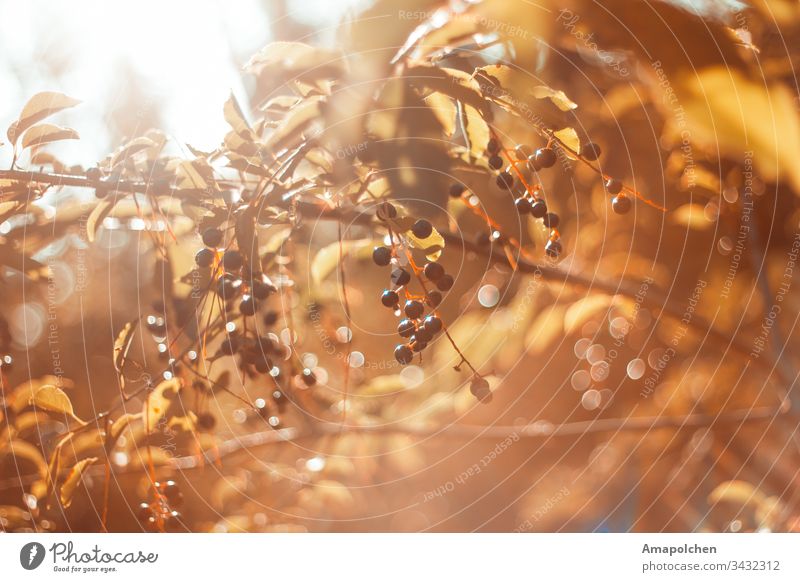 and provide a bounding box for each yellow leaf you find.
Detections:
[7,91,81,144]
[554,127,580,154]
[526,305,566,354]
[86,198,116,243]
[21,123,79,149]
[109,136,157,169]
[143,378,181,433]
[424,92,457,137]
[460,103,489,158]
[60,457,97,508]
[672,66,800,193]
[564,295,613,335]
[223,92,256,140]
[29,385,85,424]
[112,318,141,396]
[358,375,406,396]
[531,85,578,111]
[3,440,48,479]
[672,203,712,230]
[109,412,142,443]
[709,480,766,507]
